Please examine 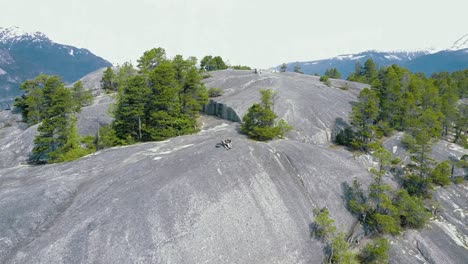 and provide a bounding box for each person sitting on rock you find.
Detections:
[226,139,232,150]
